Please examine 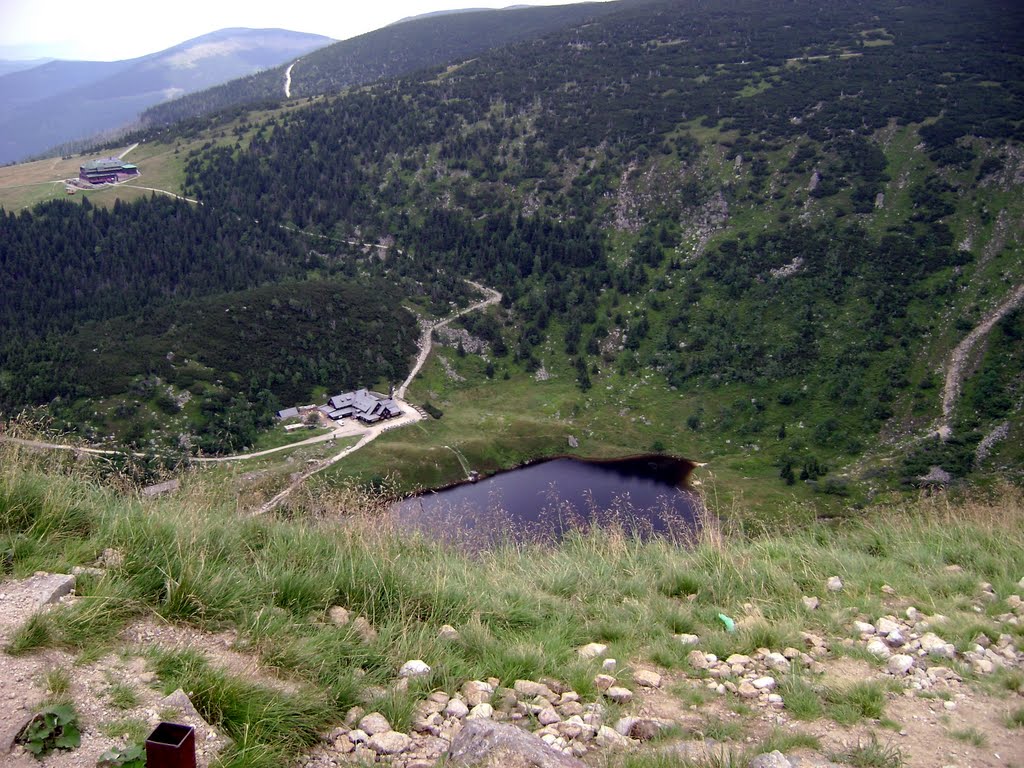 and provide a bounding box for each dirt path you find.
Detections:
[116,184,200,204]
[284,60,298,98]
[396,281,501,400]
[117,143,138,159]
[938,282,1024,438]
[255,281,501,515]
